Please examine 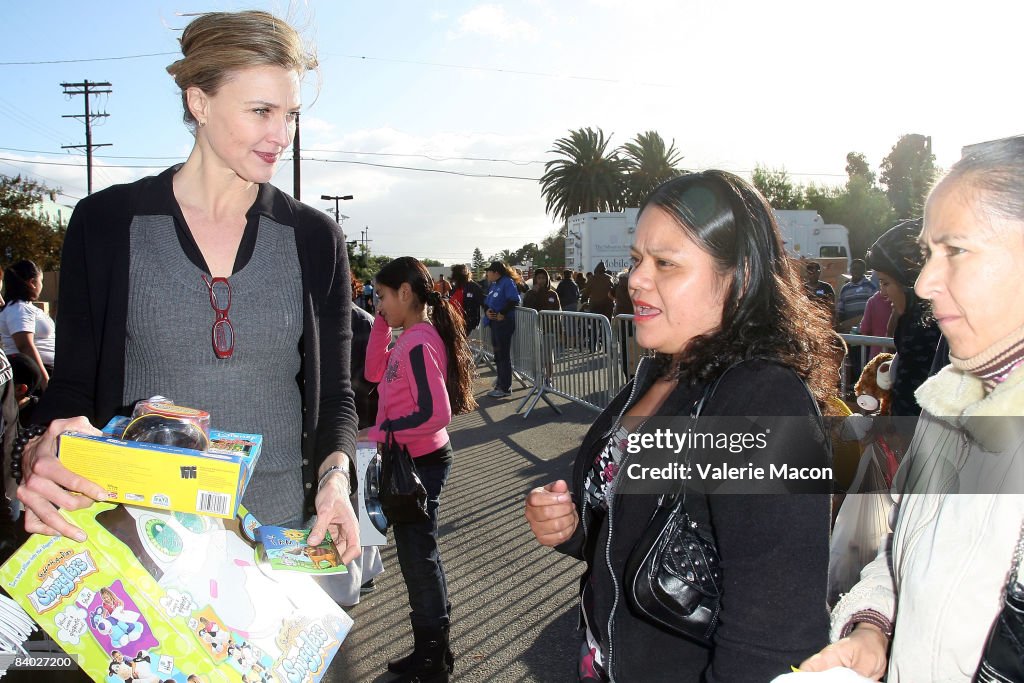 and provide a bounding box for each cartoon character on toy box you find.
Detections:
[87,582,156,652]
[0,502,352,682]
